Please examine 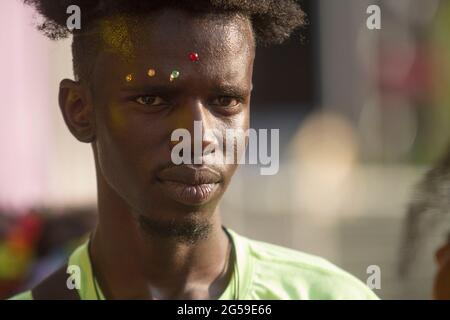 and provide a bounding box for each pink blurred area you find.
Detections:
[0,1,51,210]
